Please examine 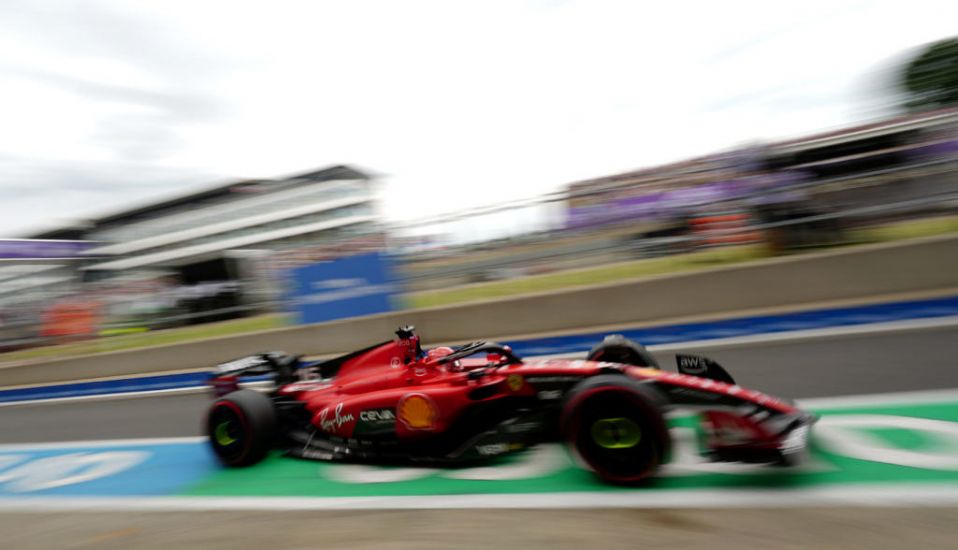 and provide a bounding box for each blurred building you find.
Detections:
[0,229,91,349]
[0,165,379,345]
[81,165,376,280]
[565,107,958,233]
[82,165,378,325]
[401,108,958,291]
